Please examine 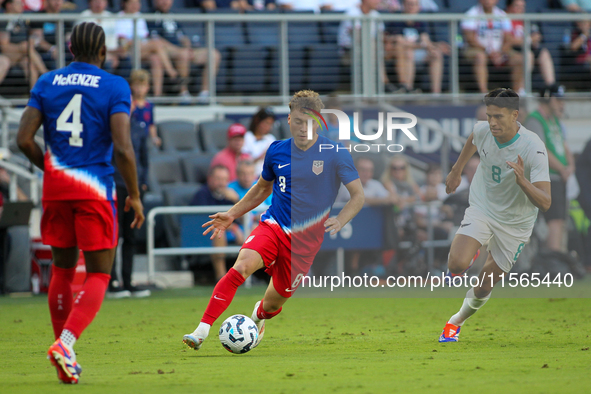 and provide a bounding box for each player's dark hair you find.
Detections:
[70,22,105,62]
[483,88,519,111]
[248,107,276,136]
